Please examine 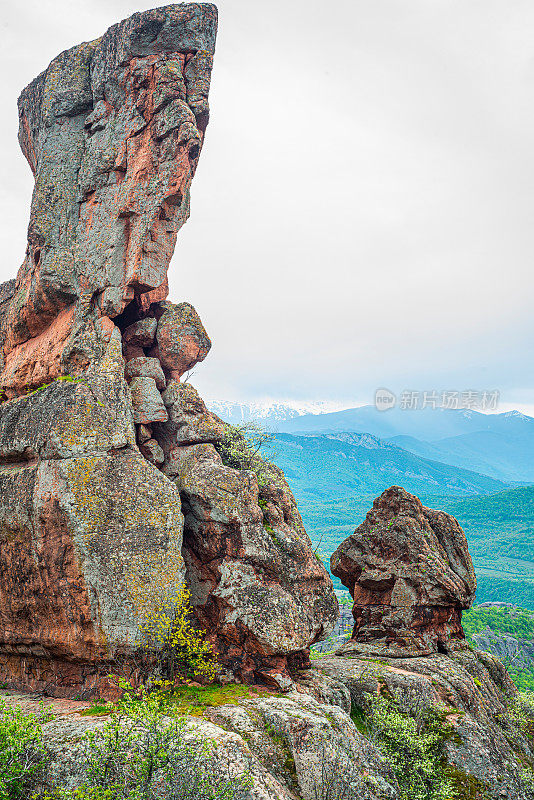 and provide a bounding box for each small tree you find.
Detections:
[366,696,457,800]
[0,699,51,800]
[215,422,277,488]
[127,551,216,683]
[39,689,251,800]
